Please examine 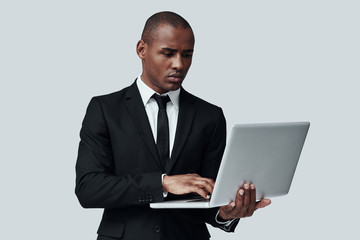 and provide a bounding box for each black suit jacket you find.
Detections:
[75,81,238,240]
